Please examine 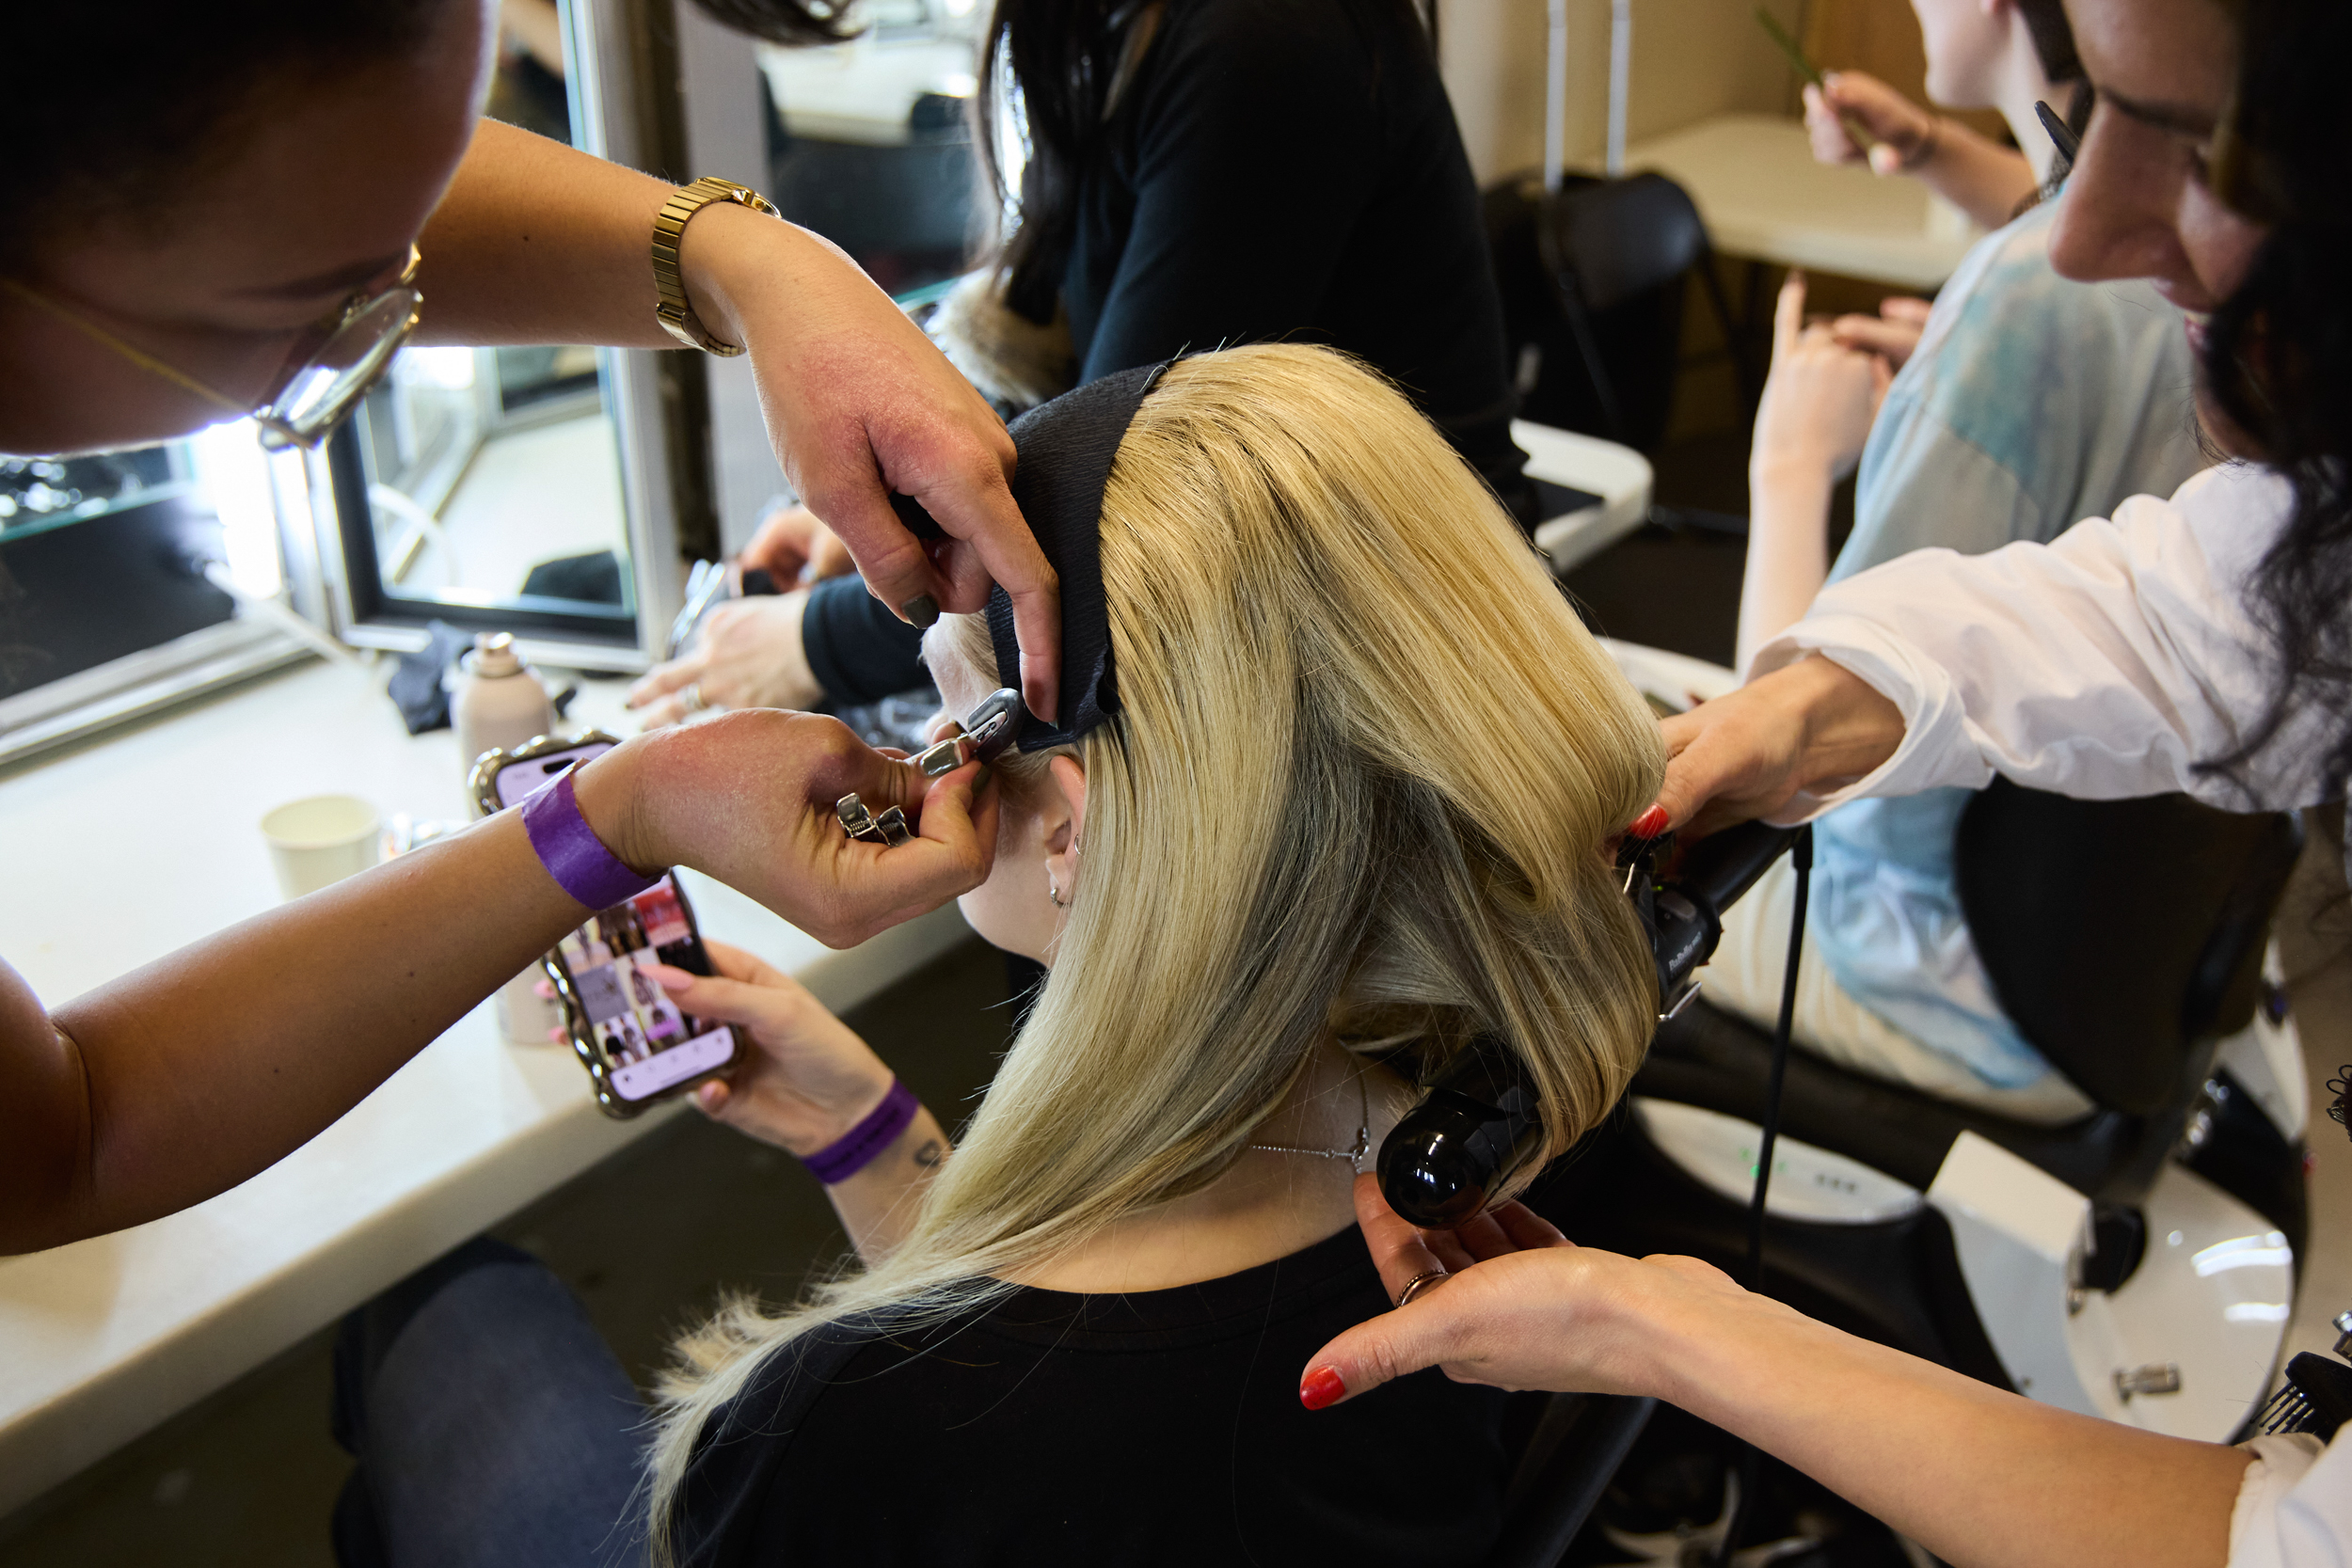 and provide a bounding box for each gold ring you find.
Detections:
[1395,1270,1446,1308]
